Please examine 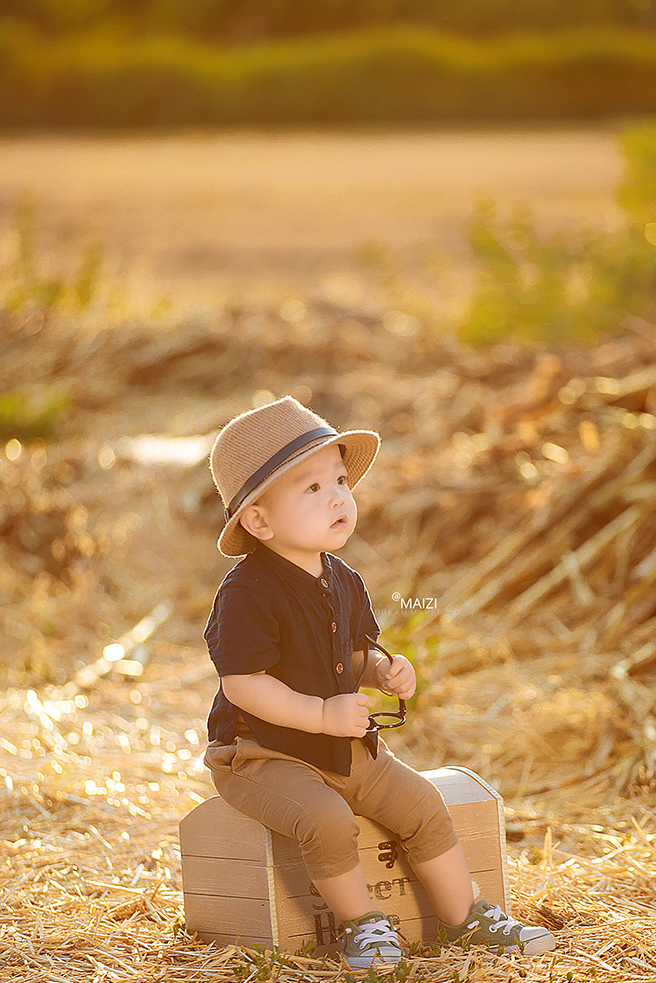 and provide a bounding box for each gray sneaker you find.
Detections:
[437,899,556,955]
[340,910,404,968]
